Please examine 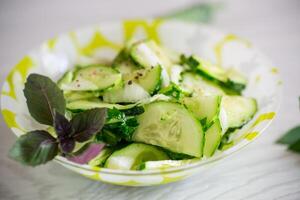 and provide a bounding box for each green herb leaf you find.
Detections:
[23,74,66,125]
[277,126,300,145]
[103,108,139,141]
[289,140,300,153]
[9,130,58,166]
[163,3,220,23]
[71,108,107,142]
[159,83,187,100]
[122,106,145,116]
[180,54,199,71]
[96,129,121,146]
